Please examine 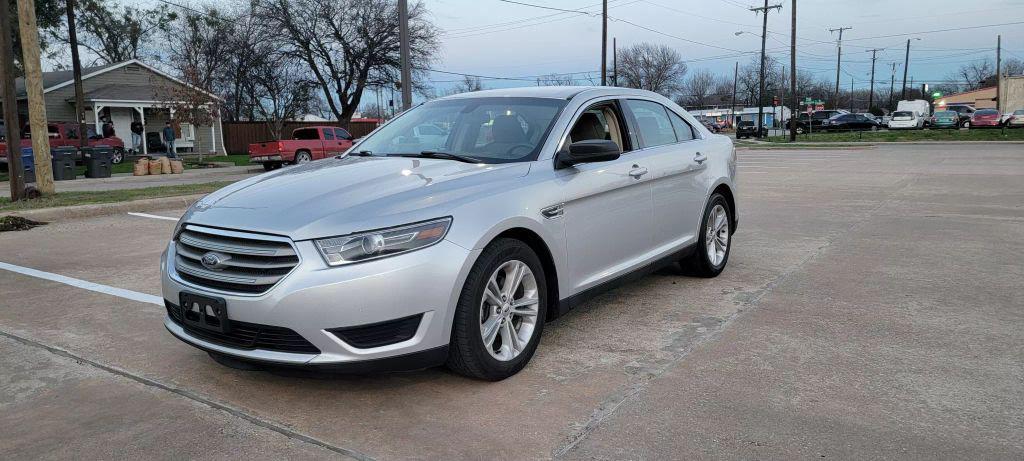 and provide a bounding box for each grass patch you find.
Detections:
[766,128,1024,143]
[215,154,253,166]
[0,181,234,212]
